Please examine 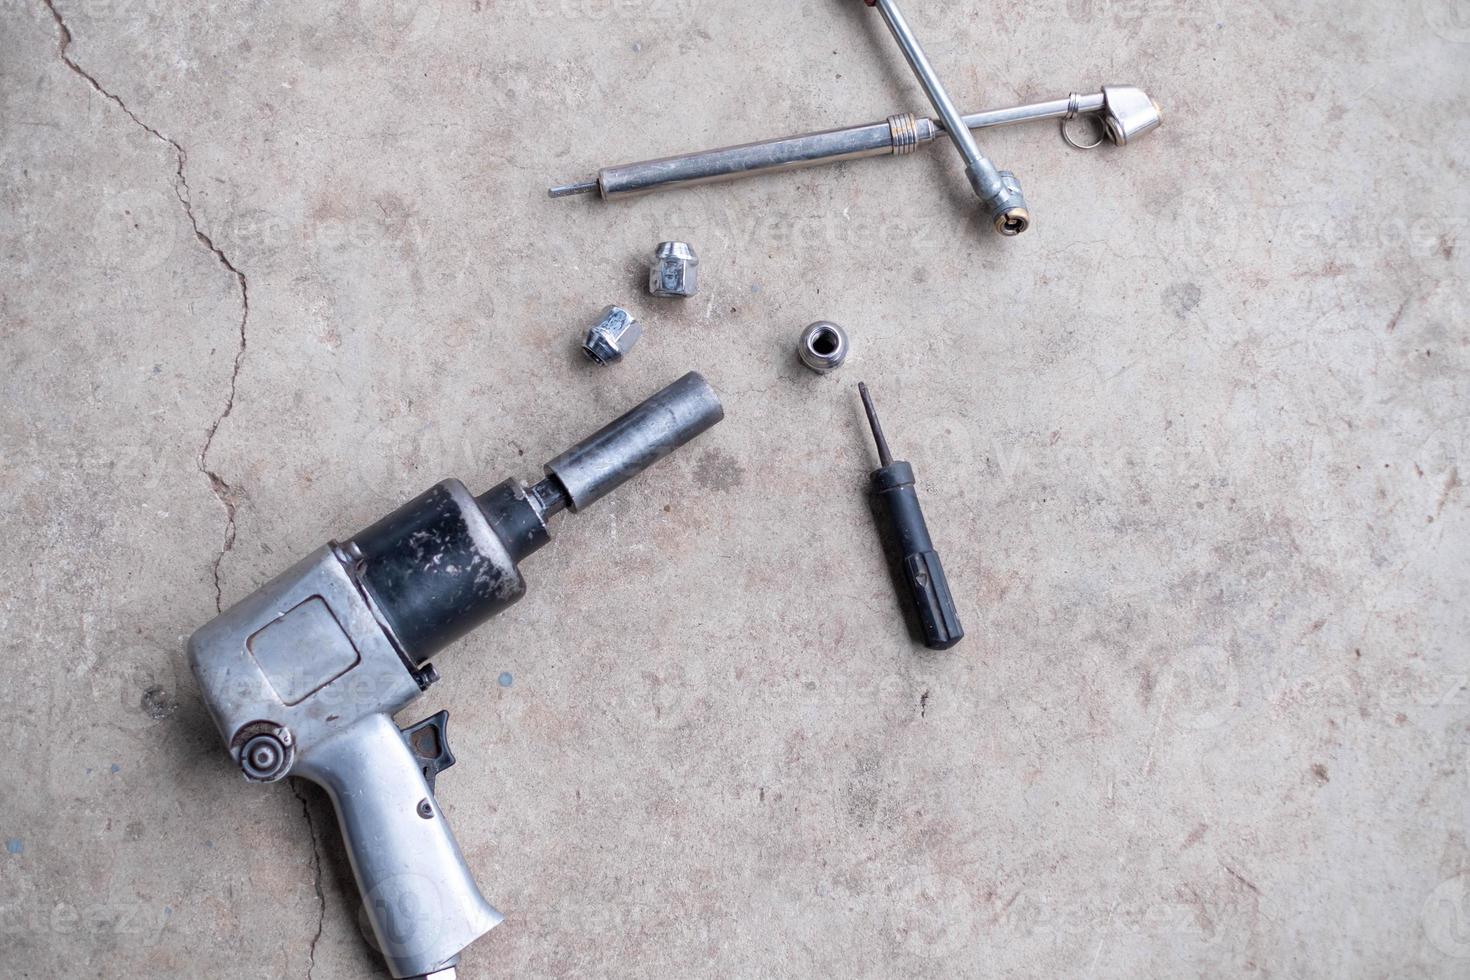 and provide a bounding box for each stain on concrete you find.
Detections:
[5,839,21,855]
[1436,467,1461,518]
[844,758,882,828]
[1165,282,1203,319]
[141,686,177,720]
[694,448,745,493]
[1224,865,1262,896]
[1385,295,1412,332]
